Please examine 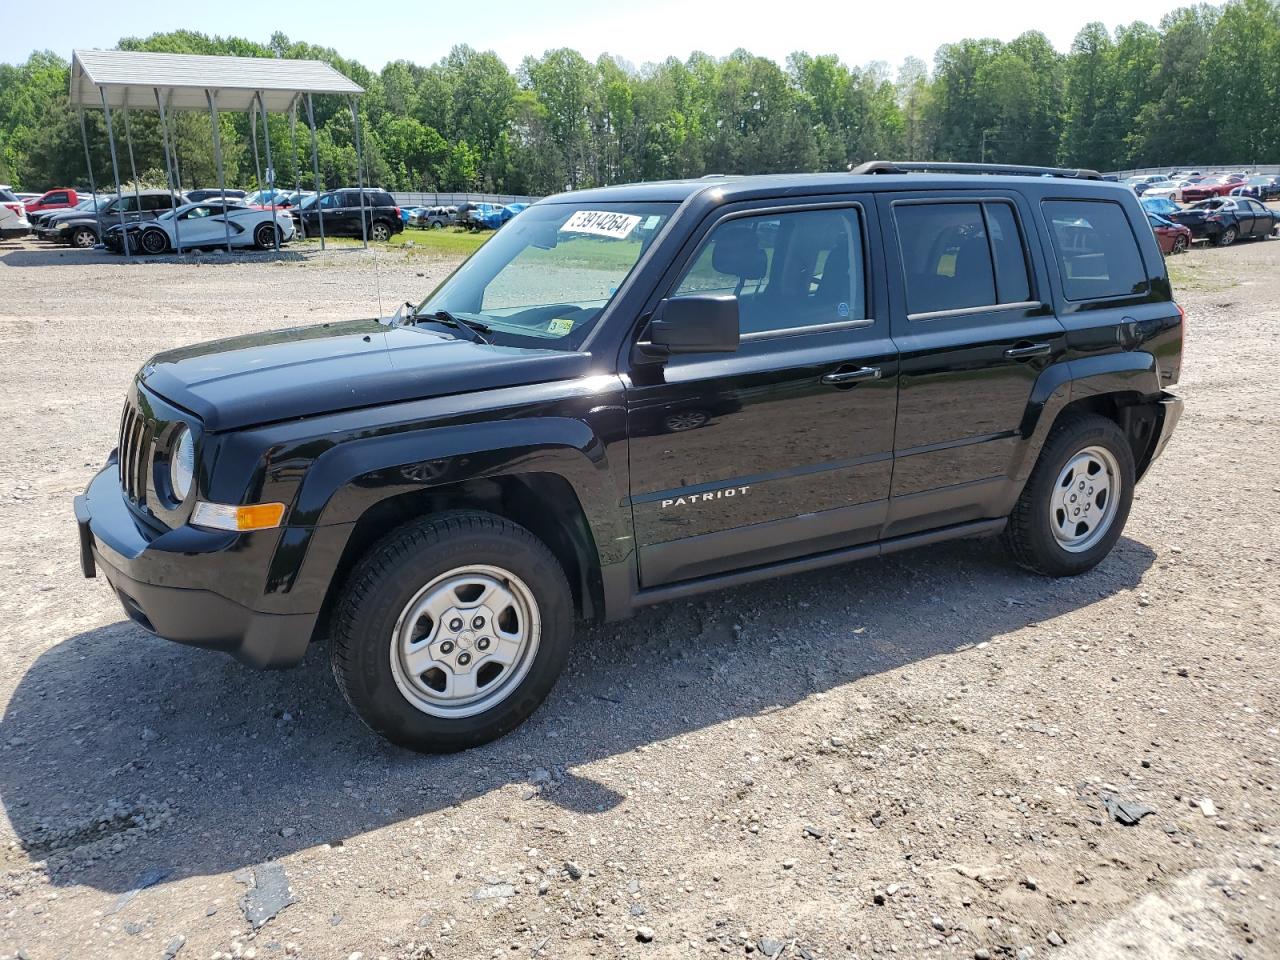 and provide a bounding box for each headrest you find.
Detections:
[711,223,768,280]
